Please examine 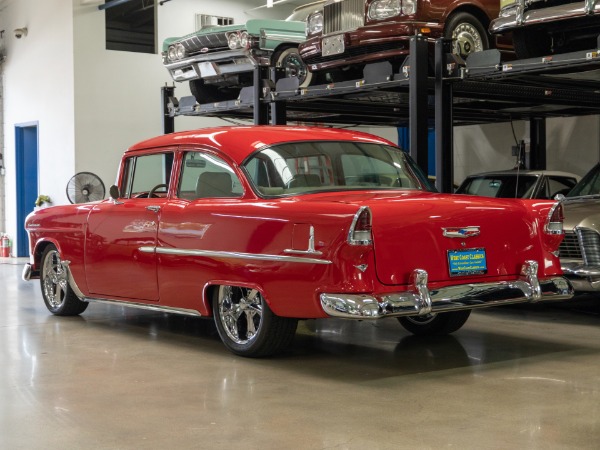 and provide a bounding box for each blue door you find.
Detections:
[15,124,38,257]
